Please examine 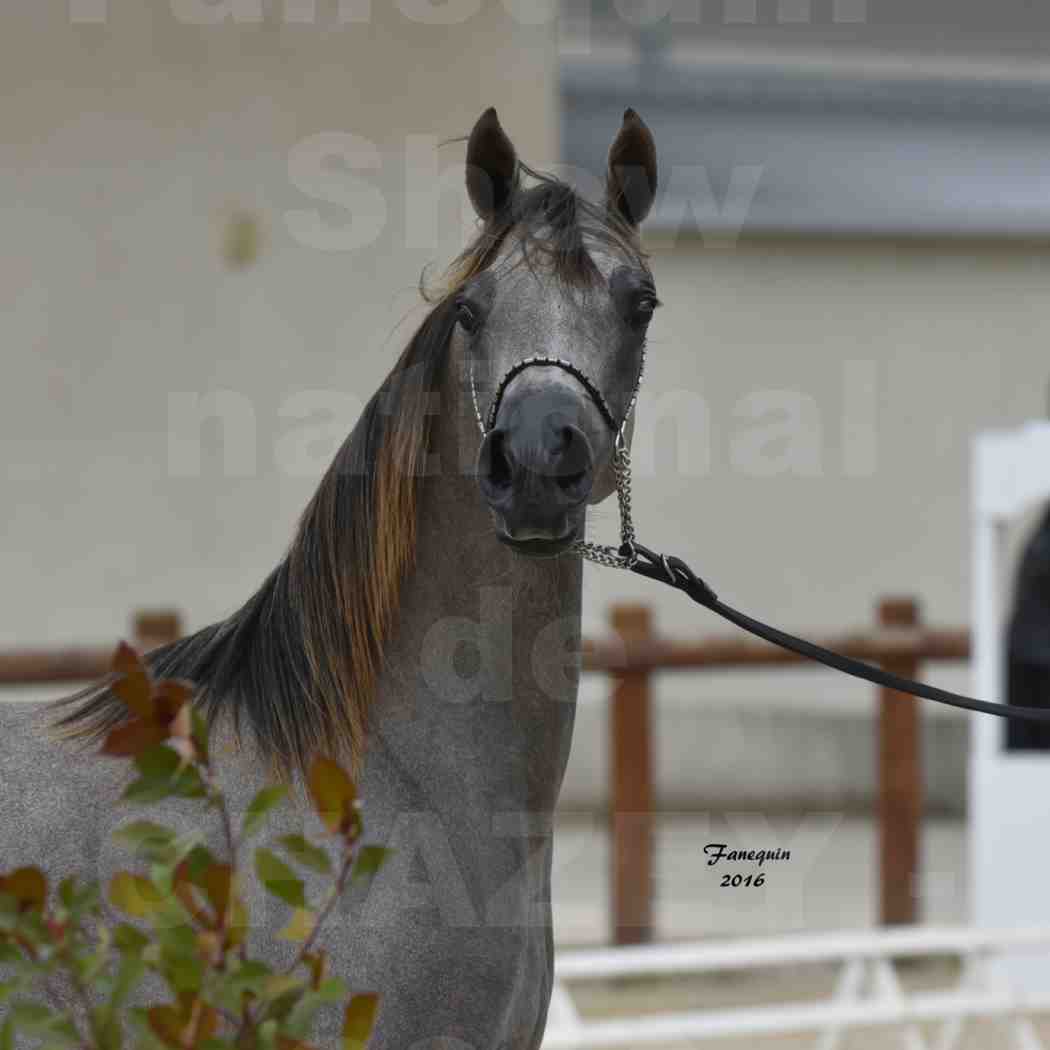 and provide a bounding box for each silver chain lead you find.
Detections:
[568,425,638,570]
[569,335,647,571]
